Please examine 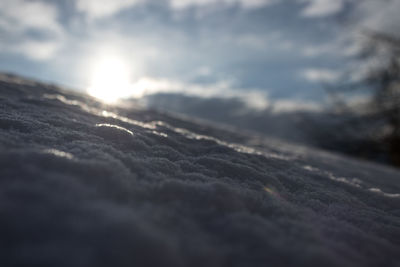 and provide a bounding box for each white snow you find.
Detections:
[0,73,399,267]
